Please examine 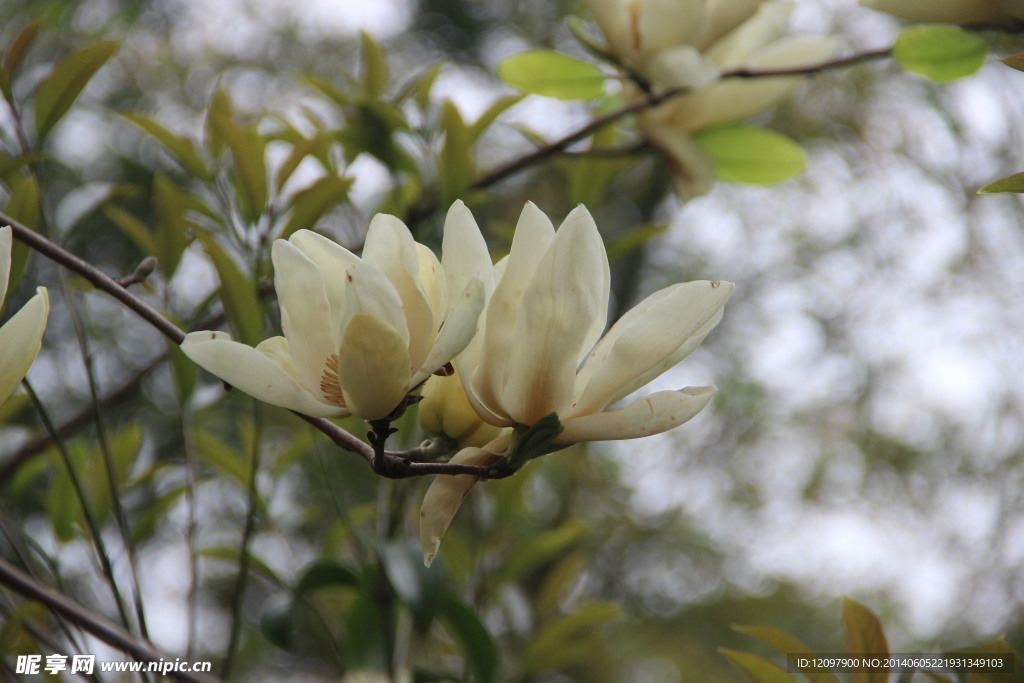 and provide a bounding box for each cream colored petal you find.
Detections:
[180,330,345,417]
[340,261,410,348]
[641,46,721,89]
[410,278,485,387]
[287,229,360,327]
[695,0,762,50]
[637,112,716,198]
[362,214,435,368]
[0,287,48,406]
[502,206,609,425]
[272,240,337,390]
[419,433,511,567]
[476,202,554,414]
[0,226,11,308]
[584,0,639,60]
[555,386,715,443]
[441,200,493,315]
[572,280,733,416]
[338,314,412,420]
[704,0,790,68]
[416,244,447,324]
[638,0,707,53]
